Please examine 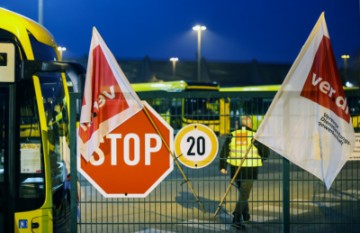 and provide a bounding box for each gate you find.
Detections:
[69,90,360,233]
